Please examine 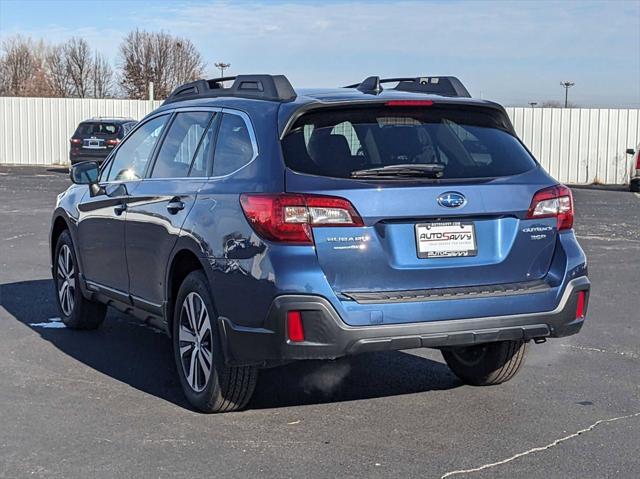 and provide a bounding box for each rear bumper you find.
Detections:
[219,276,590,366]
[69,153,108,164]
